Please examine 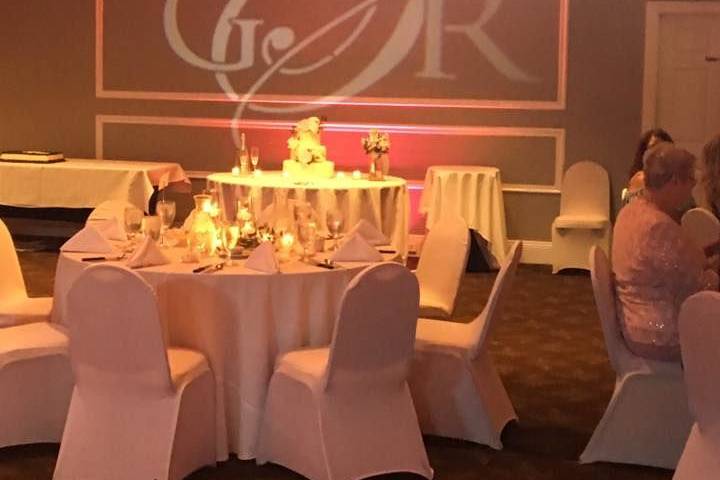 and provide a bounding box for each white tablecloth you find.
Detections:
[51,248,390,461]
[419,166,508,262]
[0,158,189,211]
[207,172,409,257]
